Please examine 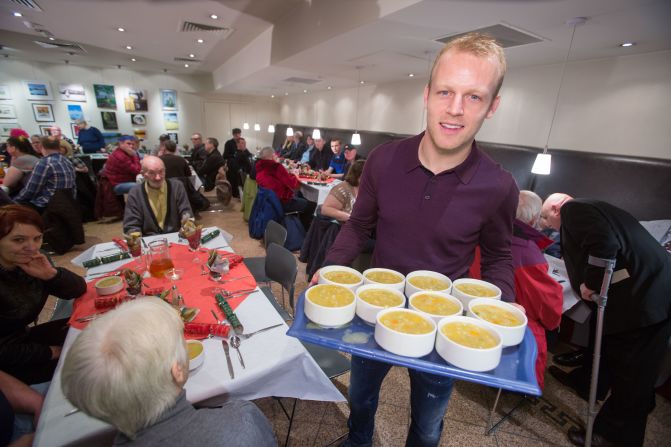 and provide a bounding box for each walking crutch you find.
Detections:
[585,255,616,447]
